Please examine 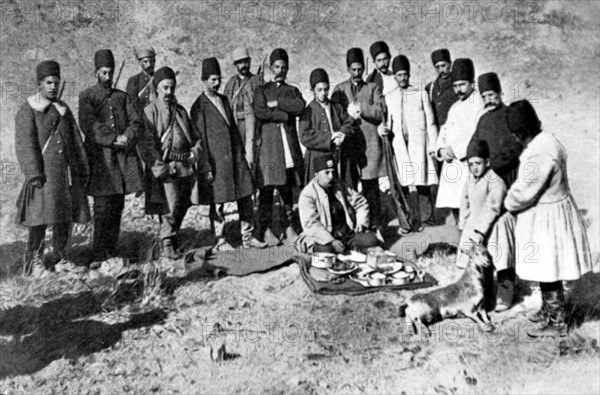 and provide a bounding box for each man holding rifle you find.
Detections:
[15,60,91,276]
[79,49,145,266]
